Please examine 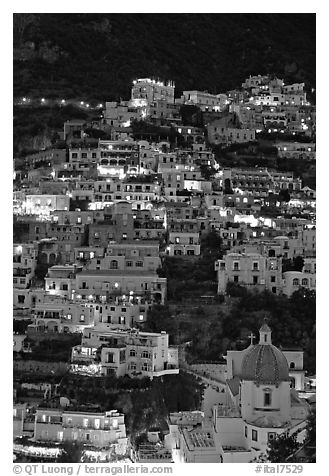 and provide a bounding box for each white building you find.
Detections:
[71,328,179,379]
[215,253,283,294]
[212,323,309,462]
[282,258,316,297]
[13,243,38,290]
[182,90,228,112]
[131,78,175,106]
